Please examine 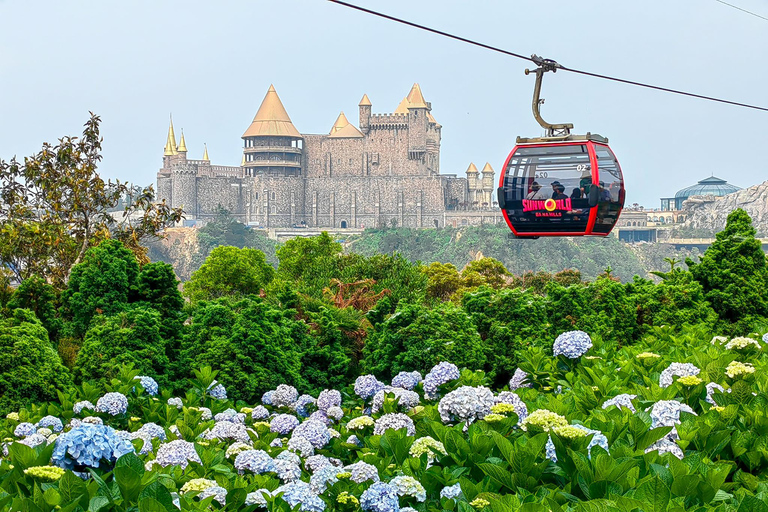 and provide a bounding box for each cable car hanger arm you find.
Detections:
[526,55,574,137]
